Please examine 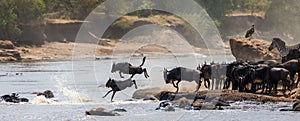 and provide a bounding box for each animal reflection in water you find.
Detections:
[111,57,149,78]
[102,78,138,101]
